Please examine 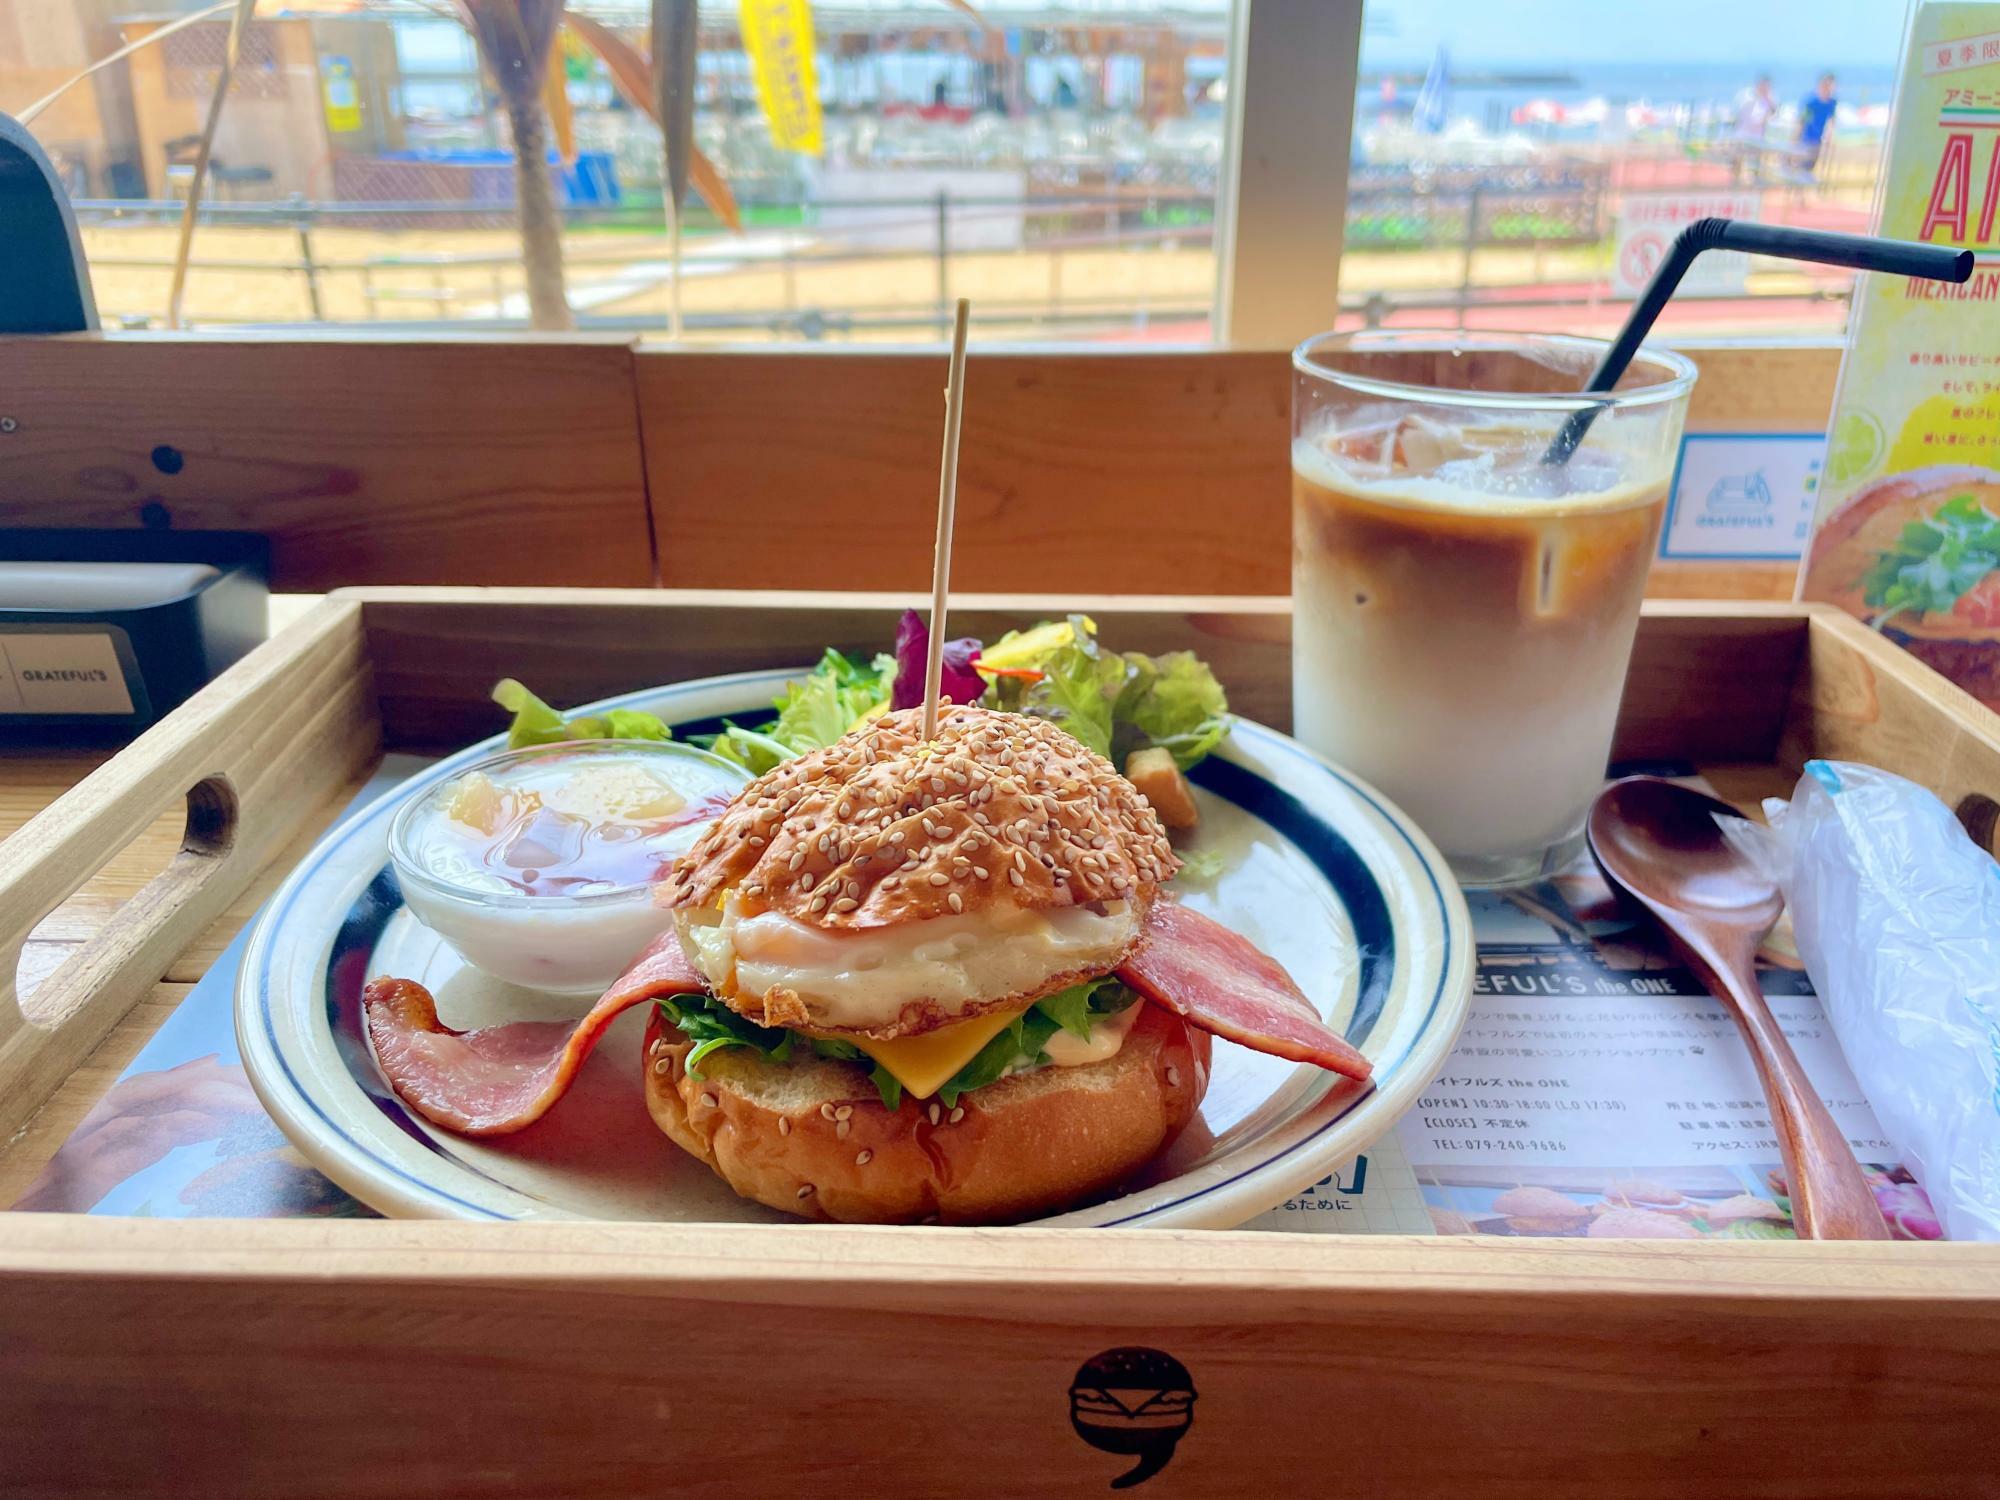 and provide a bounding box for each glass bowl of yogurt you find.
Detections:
[389,740,748,994]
